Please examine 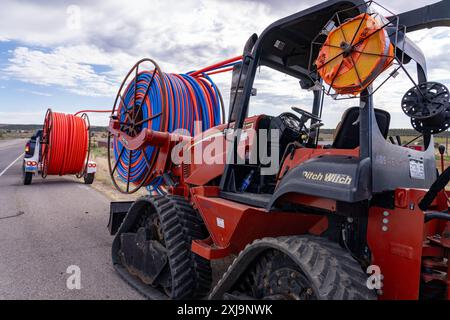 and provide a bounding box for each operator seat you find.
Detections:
[332,107,390,149]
